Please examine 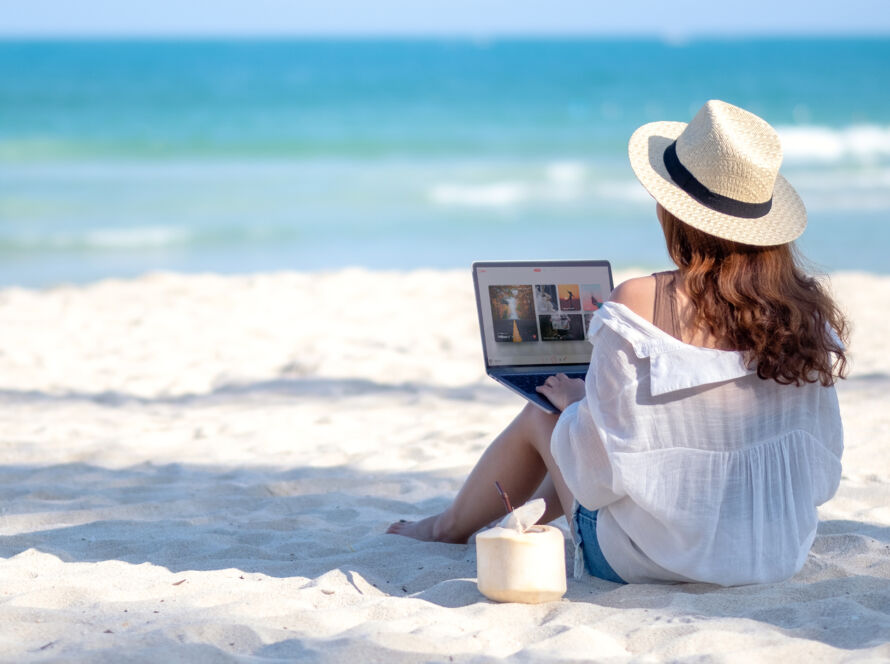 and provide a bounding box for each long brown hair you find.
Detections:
[659,206,848,386]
